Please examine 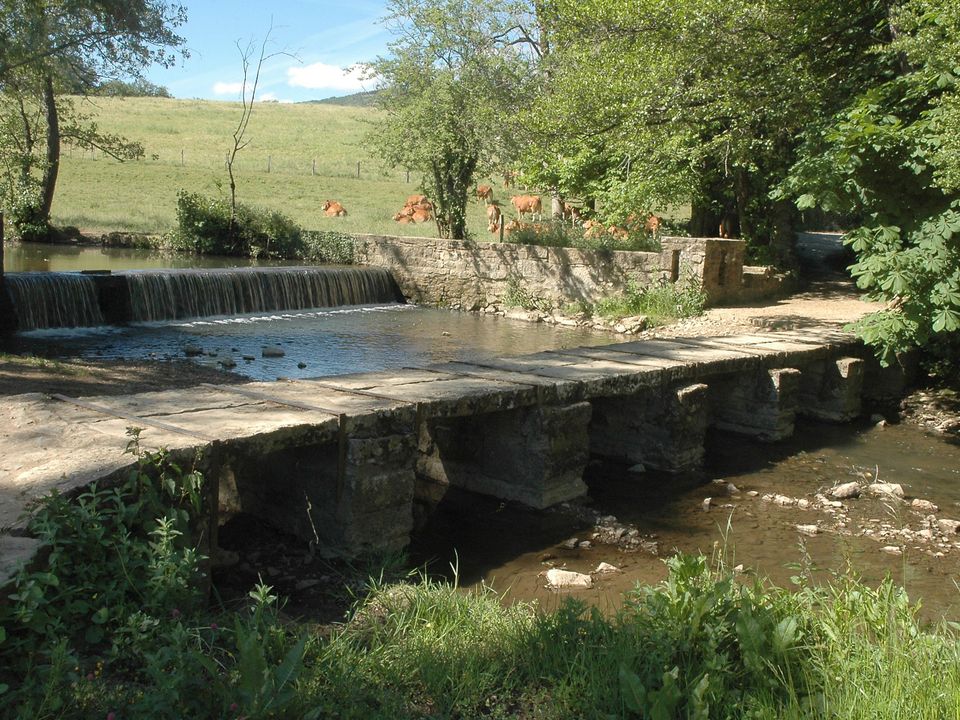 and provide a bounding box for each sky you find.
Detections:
[144,1,391,103]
